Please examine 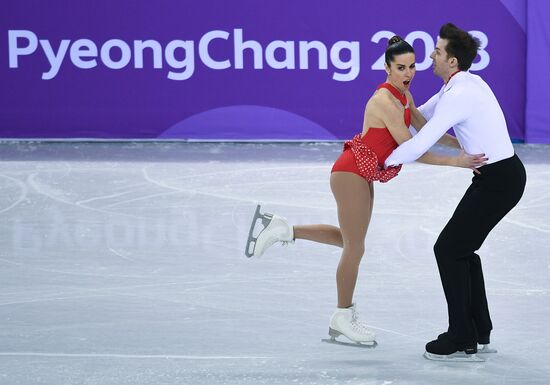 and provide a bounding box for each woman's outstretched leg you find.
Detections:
[293,224,342,247]
[246,172,370,257]
[246,206,343,258]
